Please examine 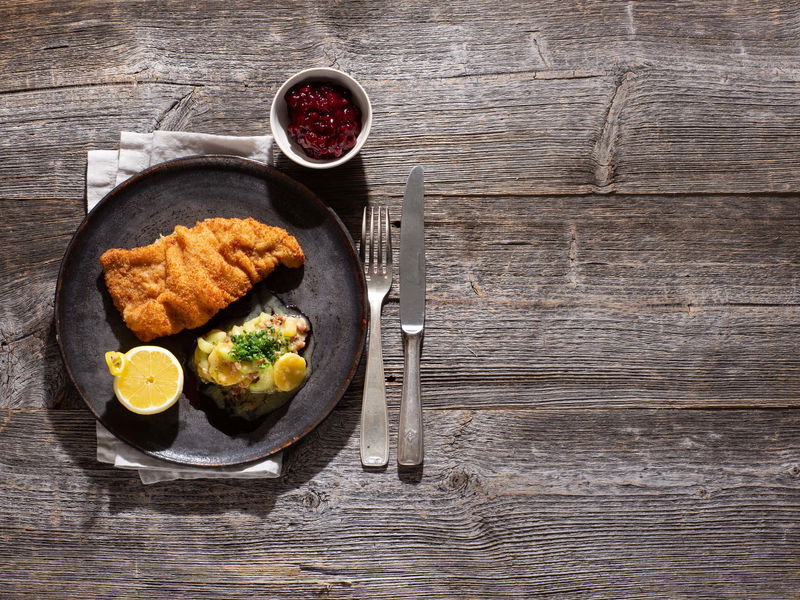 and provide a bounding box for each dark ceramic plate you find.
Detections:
[55,155,367,467]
